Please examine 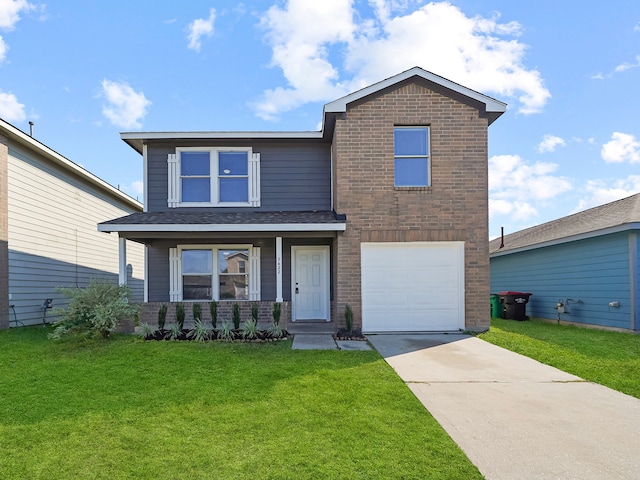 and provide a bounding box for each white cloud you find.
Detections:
[130,180,144,195]
[614,55,640,73]
[0,90,26,122]
[255,1,550,120]
[0,0,37,63]
[0,0,34,30]
[187,8,216,51]
[601,132,640,163]
[572,176,640,212]
[100,80,151,129]
[537,134,565,153]
[488,154,572,221]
